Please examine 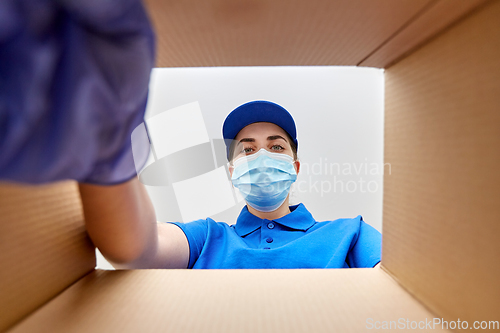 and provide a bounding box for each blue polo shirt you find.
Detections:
[169,203,381,269]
